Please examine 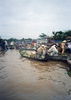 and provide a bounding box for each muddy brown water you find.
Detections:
[0,50,71,100]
